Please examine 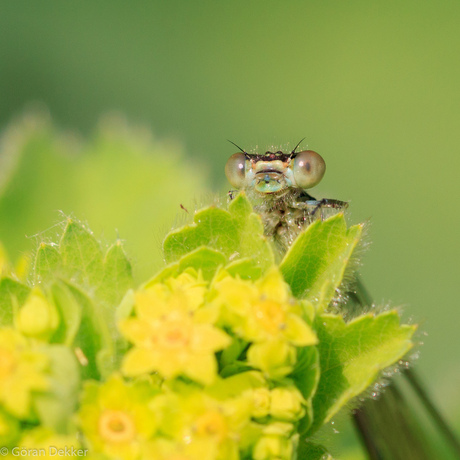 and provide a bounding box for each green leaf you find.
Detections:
[219,337,247,369]
[164,207,237,261]
[144,247,226,286]
[308,311,416,435]
[178,247,226,281]
[59,219,104,287]
[228,194,272,263]
[290,346,320,434]
[144,263,180,287]
[297,441,332,460]
[50,281,82,346]
[0,277,30,326]
[33,345,80,433]
[280,214,362,308]
[220,361,254,378]
[98,241,133,304]
[115,289,135,322]
[225,257,266,280]
[64,282,114,380]
[163,193,273,277]
[34,243,62,284]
